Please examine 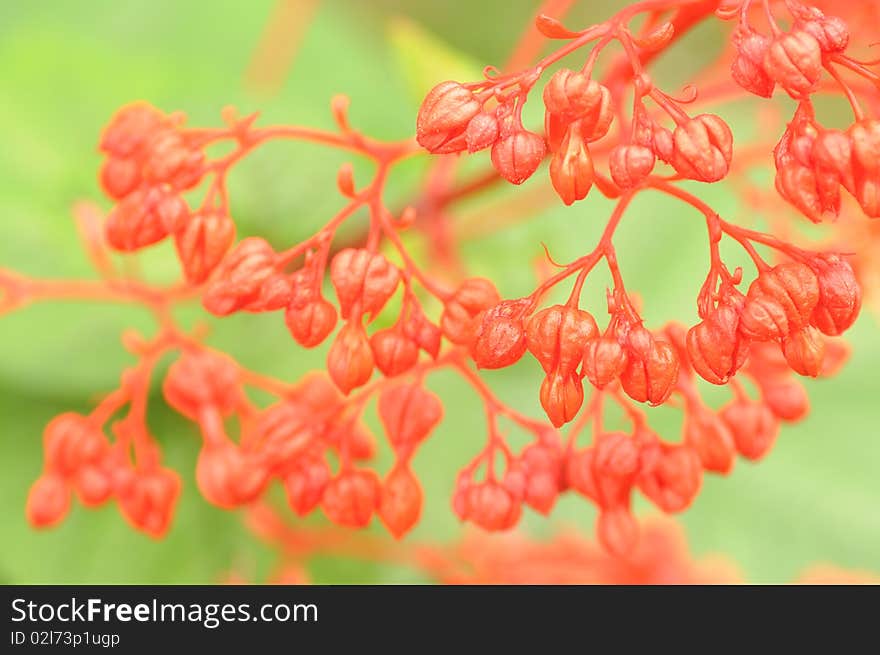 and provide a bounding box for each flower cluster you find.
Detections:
[3,0,874,557]
[723,0,880,221]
